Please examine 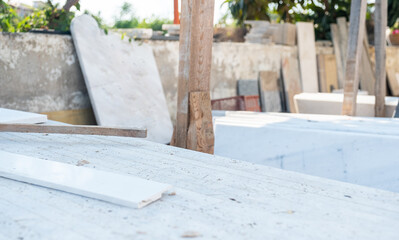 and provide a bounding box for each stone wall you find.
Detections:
[2,33,398,124]
[0,33,90,113]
